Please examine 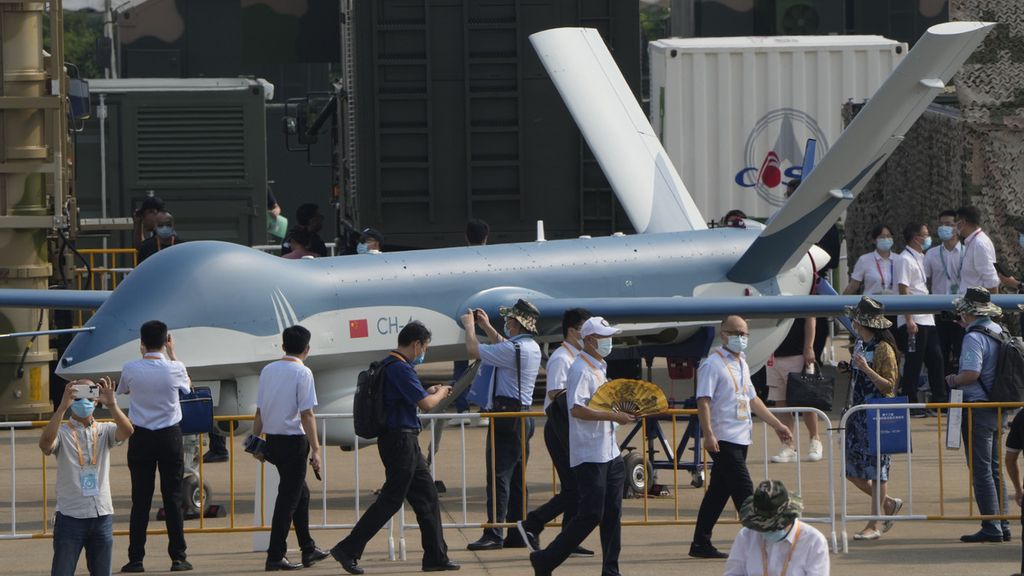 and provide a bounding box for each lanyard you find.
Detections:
[939,244,964,286]
[873,255,894,291]
[760,521,802,576]
[143,353,162,360]
[156,235,176,252]
[714,349,746,395]
[964,228,982,247]
[560,342,578,357]
[66,422,99,468]
[281,356,303,364]
[579,353,606,381]
[908,249,927,281]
